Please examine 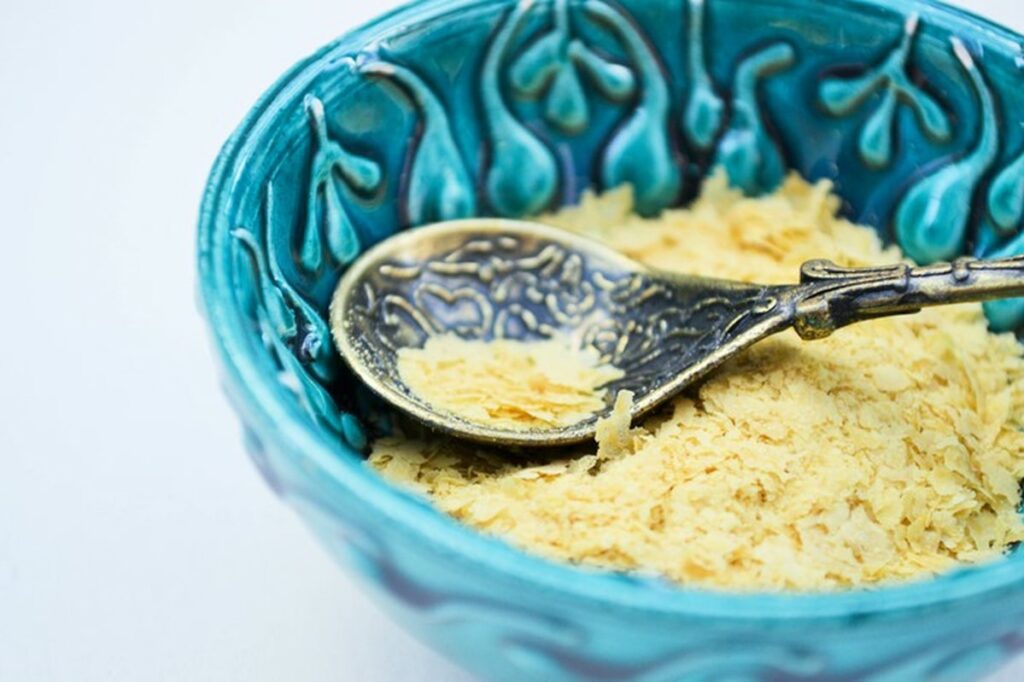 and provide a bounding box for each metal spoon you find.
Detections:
[330,219,1024,448]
